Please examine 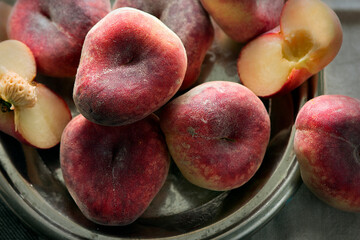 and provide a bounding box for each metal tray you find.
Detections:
[0,1,324,239]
